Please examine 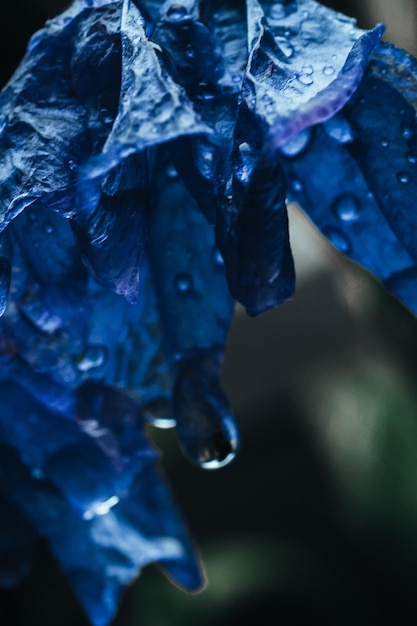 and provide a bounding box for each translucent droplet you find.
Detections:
[323,227,351,254]
[323,116,354,144]
[195,82,217,101]
[278,40,294,58]
[231,73,242,83]
[290,178,303,193]
[165,163,178,178]
[279,128,312,157]
[323,65,335,75]
[397,171,410,184]
[173,359,239,469]
[166,4,188,20]
[99,108,113,125]
[185,45,195,59]
[301,64,314,75]
[175,272,193,293]
[77,345,107,372]
[407,152,417,165]
[31,467,44,480]
[297,72,314,86]
[270,4,286,20]
[27,210,38,223]
[214,249,224,266]
[402,127,412,140]
[68,159,77,171]
[332,193,360,222]
[43,221,54,235]
[380,138,389,148]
